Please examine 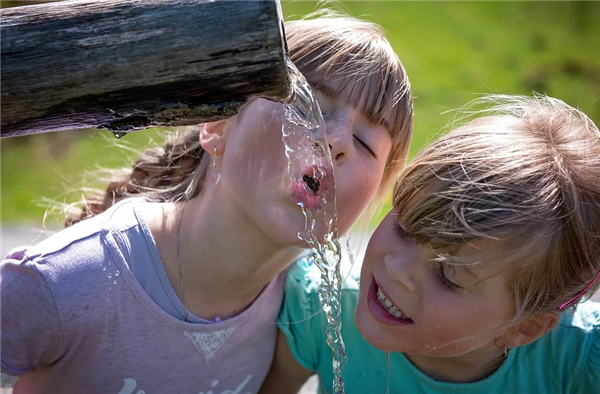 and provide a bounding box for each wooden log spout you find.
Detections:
[1,0,292,138]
